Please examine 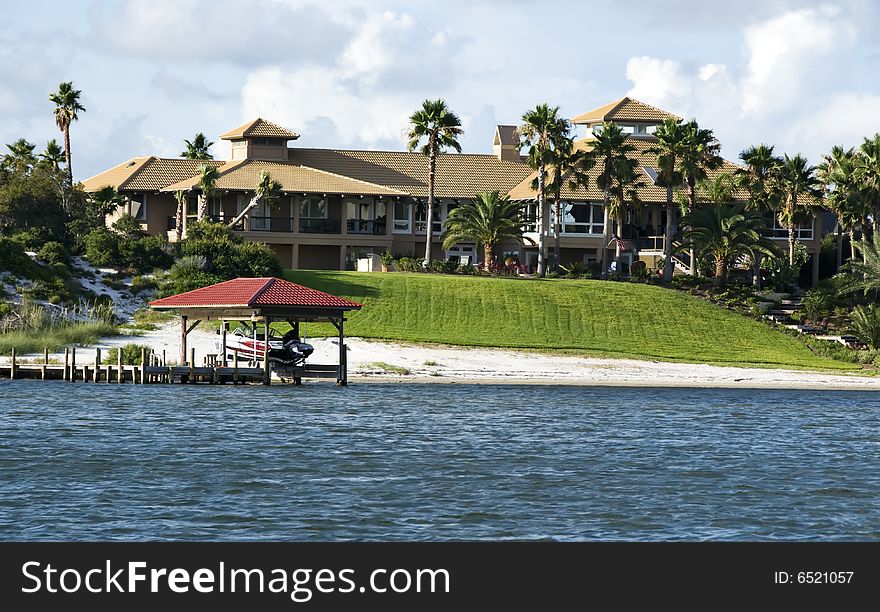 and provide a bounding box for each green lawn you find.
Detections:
[283,270,855,371]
